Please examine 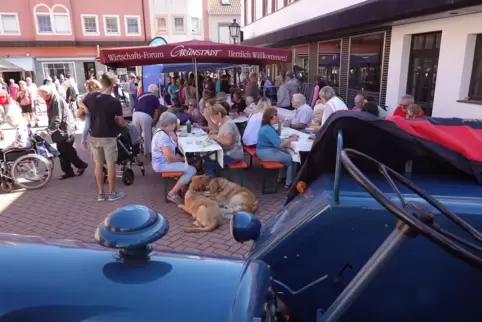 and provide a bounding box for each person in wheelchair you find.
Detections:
[2,112,32,151]
[0,112,32,161]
